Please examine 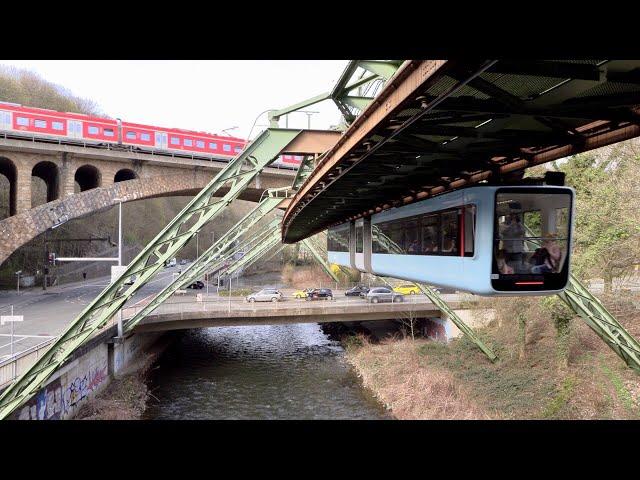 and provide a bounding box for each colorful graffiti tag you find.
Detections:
[15,363,108,420]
